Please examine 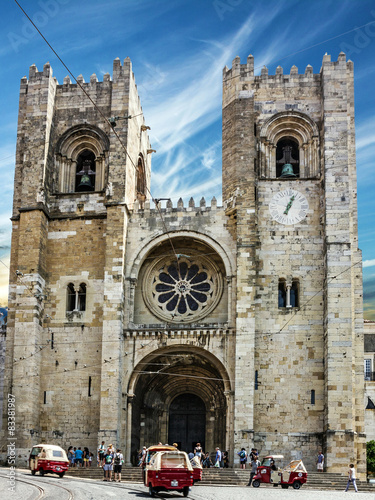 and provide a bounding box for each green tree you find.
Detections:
[367,441,375,473]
